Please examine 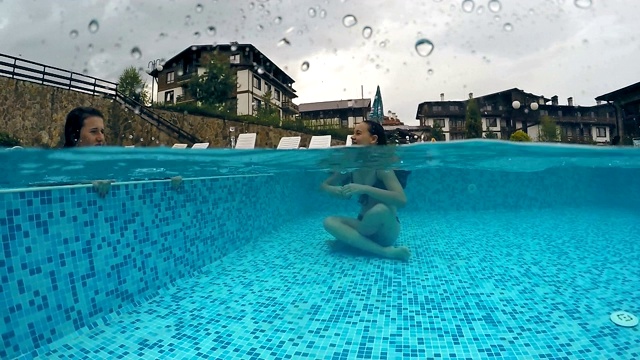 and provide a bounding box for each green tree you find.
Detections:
[431,120,445,141]
[484,124,498,139]
[539,115,558,142]
[254,90,281,126]
[117,66,150,104]
[188,53,237,113]
[510,130,532,142]
[464,99,483,139]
